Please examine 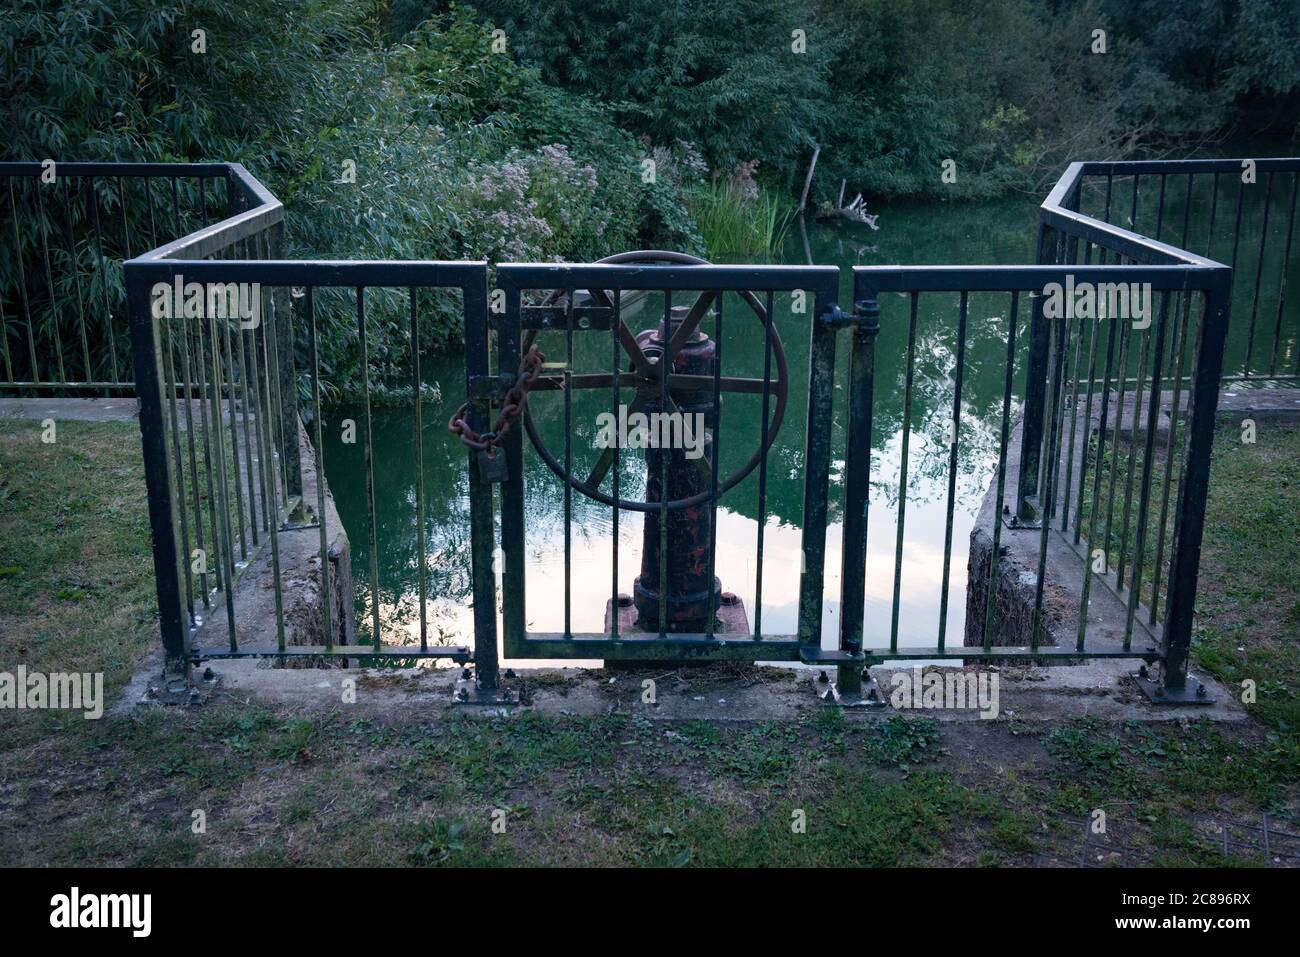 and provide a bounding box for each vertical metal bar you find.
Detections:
[254,284,286,652]
[1162,277,1232,692]
[1044,243,1071,523]
[307,288,333,650]
[1102,291,1132,556]
[1097,174,1114,266]
[410,287,427,653]
[1017,224,1052,520]
[1154,174,1168,241]
[207,307,238,652]
[177,305,208,606]
[1030,302,1067,651]
[61,177,91,381]
[1149,292,1193,623]
[220,255,247,559]
[1072,311,1102,544]
[1116,318,1153,585]
[1059,309,1085,531]
[10,179,40,384]
[658,291,669,637]
[1124,292,1171,649]
[356,287,381,650]
[170,176,182,242]
[144,176,159,251]
[936,291,968,651]
[837,295,878,694]
[1129,174,1141,233]
[193,280,224,596]
[610,289,621,640]
[88,177,119,388]
[1229,174,1246,323]
[235,263,259,547]
[754,289,774,639]
[705,290,723,638]
[247,234,272,534]
[797,286,838,650]
[126,264,189,688]
[563,289,573,638]
[1244,171,1274,375]
[272,224,301,501]
[33,179,67,383]
[160,308,193,619]
[1205,172,1220,259]
[1269,170,1298,376]
[890,293,918,653]
[982,291,1020,651]
[0,293,13,385]
[1077,313,1121,652]
[470,272,502,687]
